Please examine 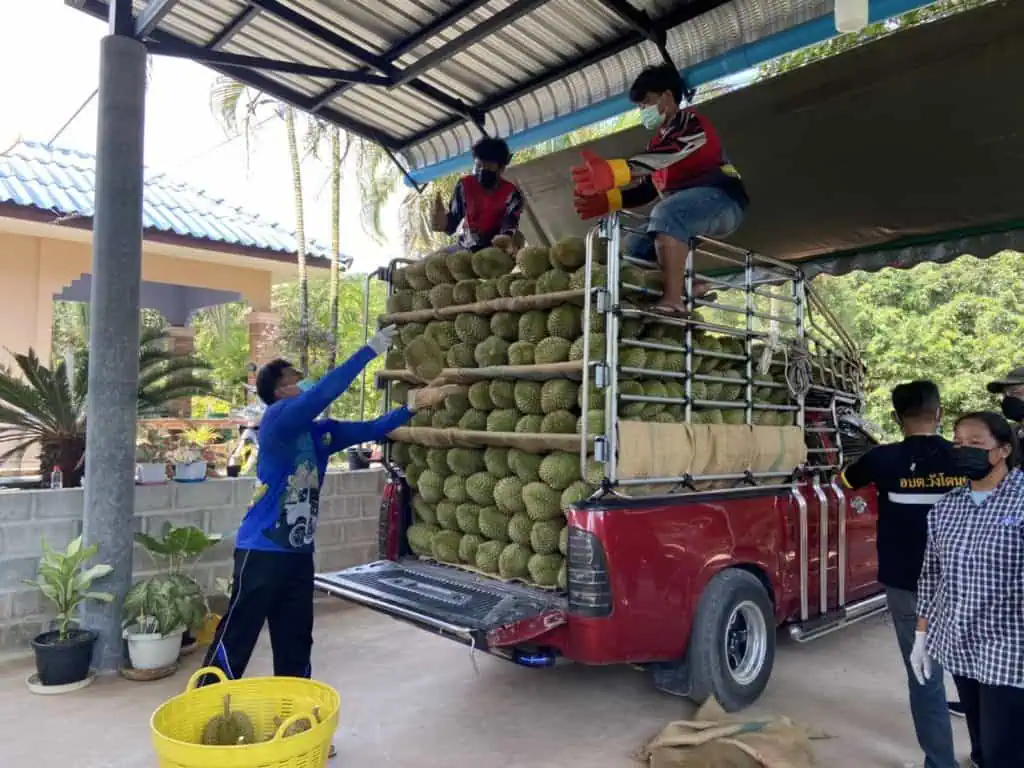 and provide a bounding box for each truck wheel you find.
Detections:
[687,568,775,712]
